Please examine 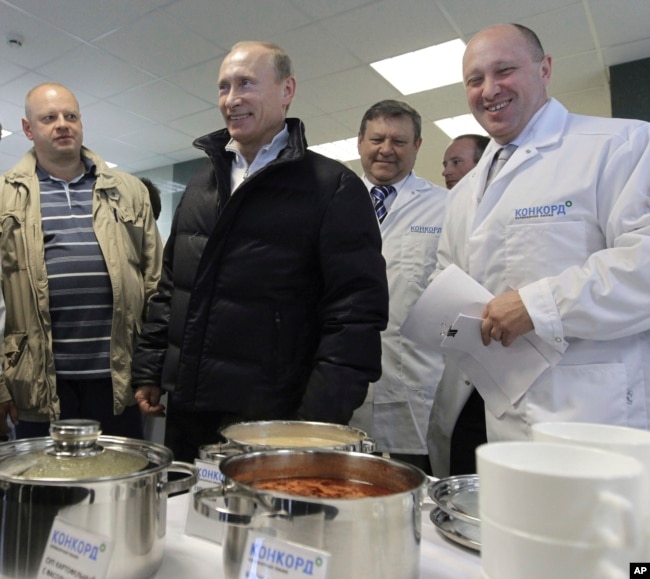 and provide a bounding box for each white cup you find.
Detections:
[532,421,650,555]
[481,513,628,579]
[477,441,645,550]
